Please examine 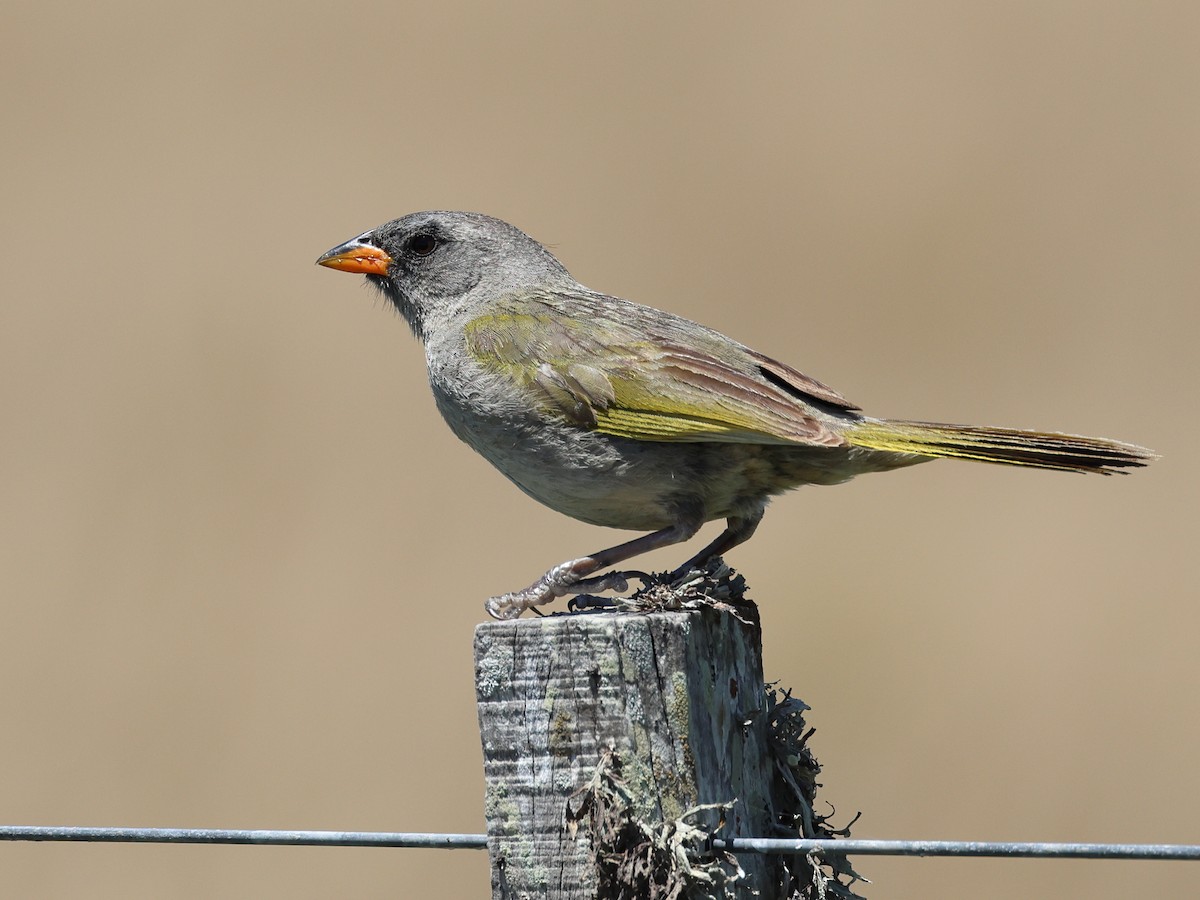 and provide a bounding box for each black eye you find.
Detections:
[408,233,438,257]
